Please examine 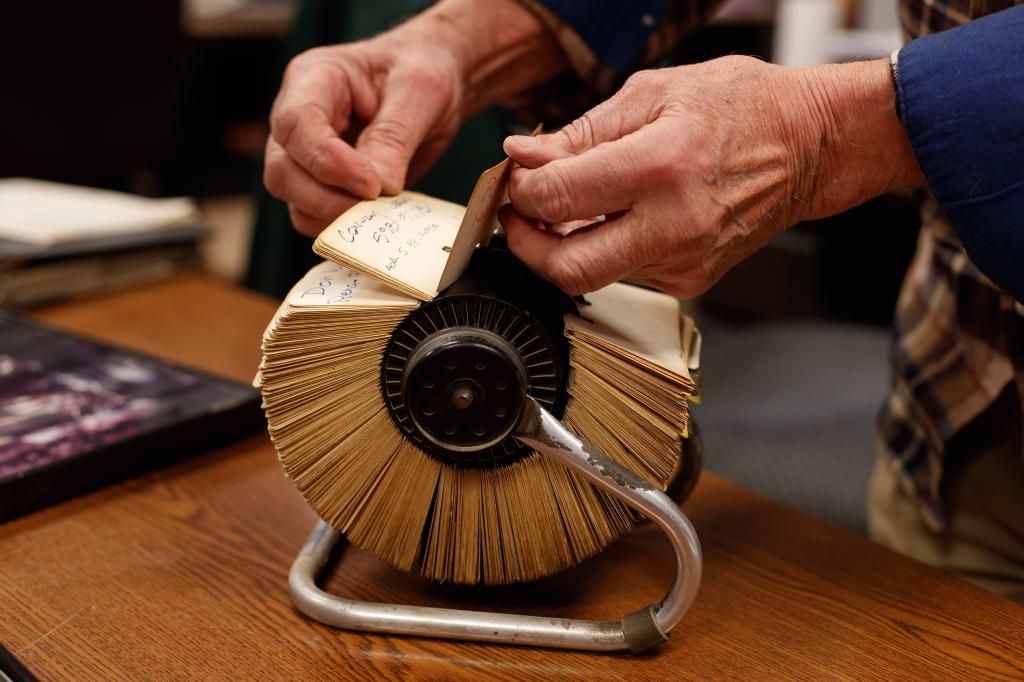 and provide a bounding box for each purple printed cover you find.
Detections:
[0,312,257,484]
